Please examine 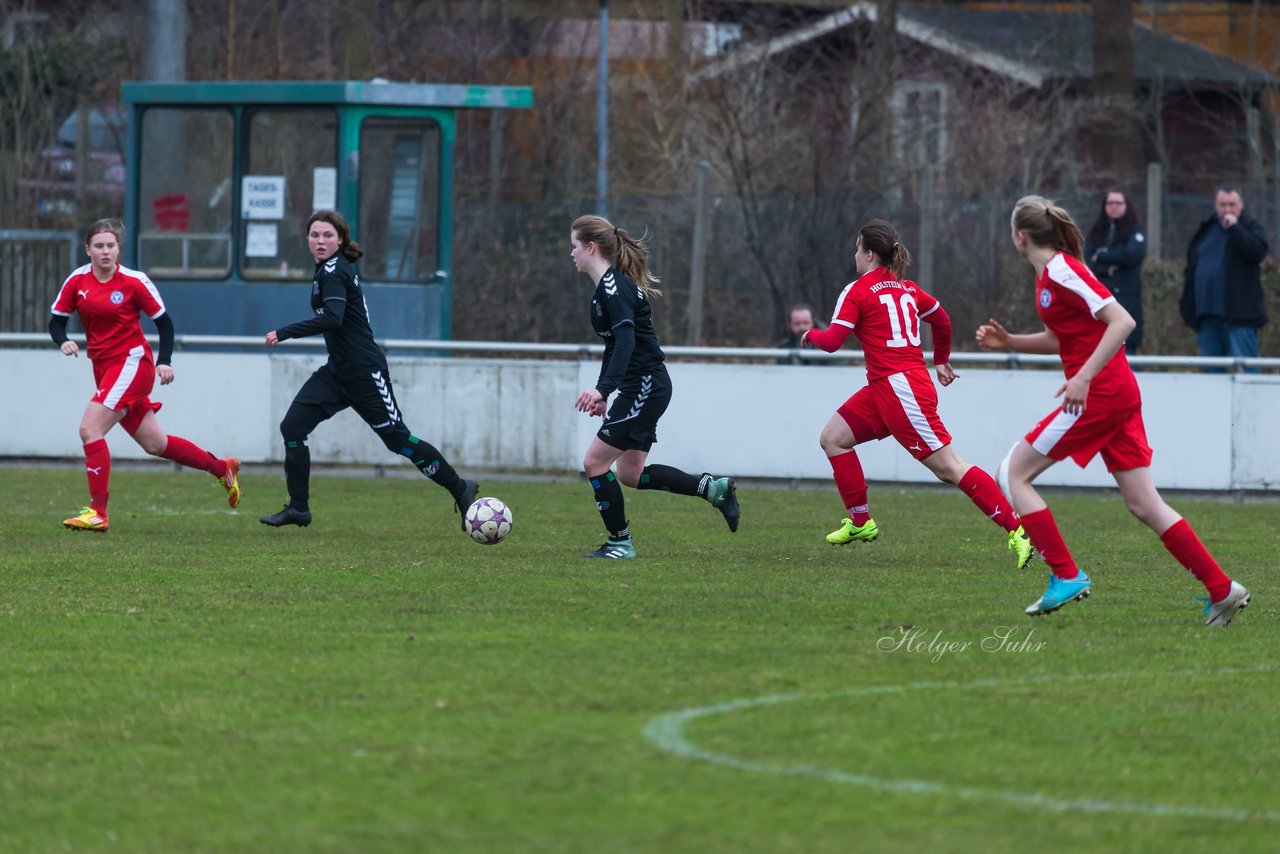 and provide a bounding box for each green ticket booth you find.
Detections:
[120,80,533,339]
